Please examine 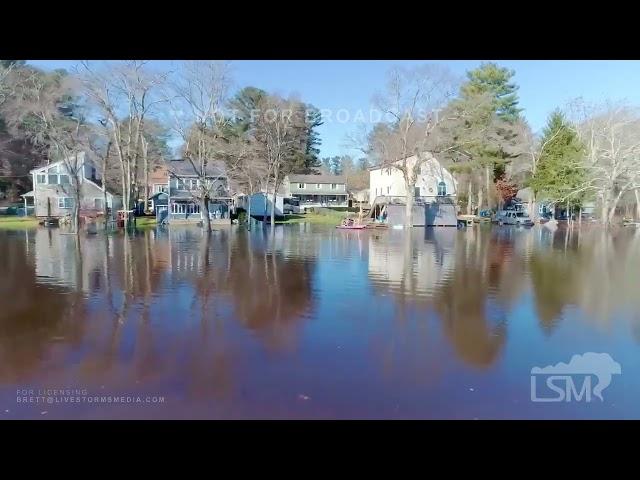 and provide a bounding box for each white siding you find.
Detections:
[369,155,457,205]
